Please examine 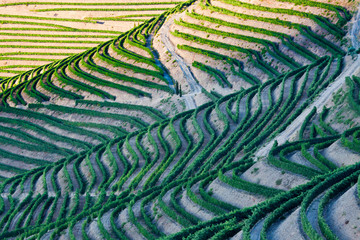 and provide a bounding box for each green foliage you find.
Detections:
[0,0,354,239]
[269,141,322,178]
[192,61,232,88]
[300,162,360,240]
[178,44,260,85]
[217,0,345,39]
[171,30,279,78]
[346,76,360,115]
[35,7,170,12]
[341,127,360,153]
[187,176,226,215]
[70,57,150,98]
[219,167,284,198]
[175,17,300,69]
[318,171,359,240]
[299,107,317,140]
